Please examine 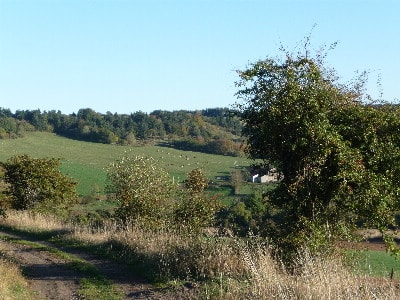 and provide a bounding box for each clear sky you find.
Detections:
[0,0,399,114]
